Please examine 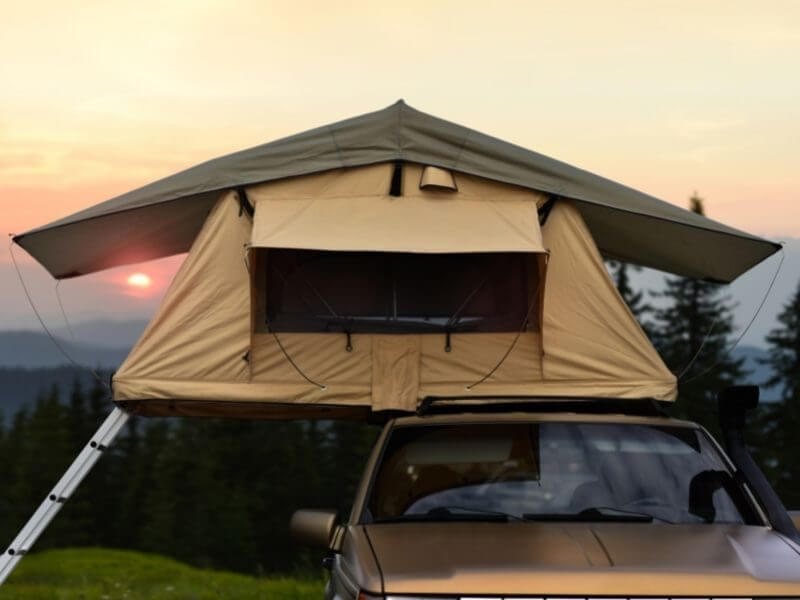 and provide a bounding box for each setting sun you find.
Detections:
[127,273,151,288]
